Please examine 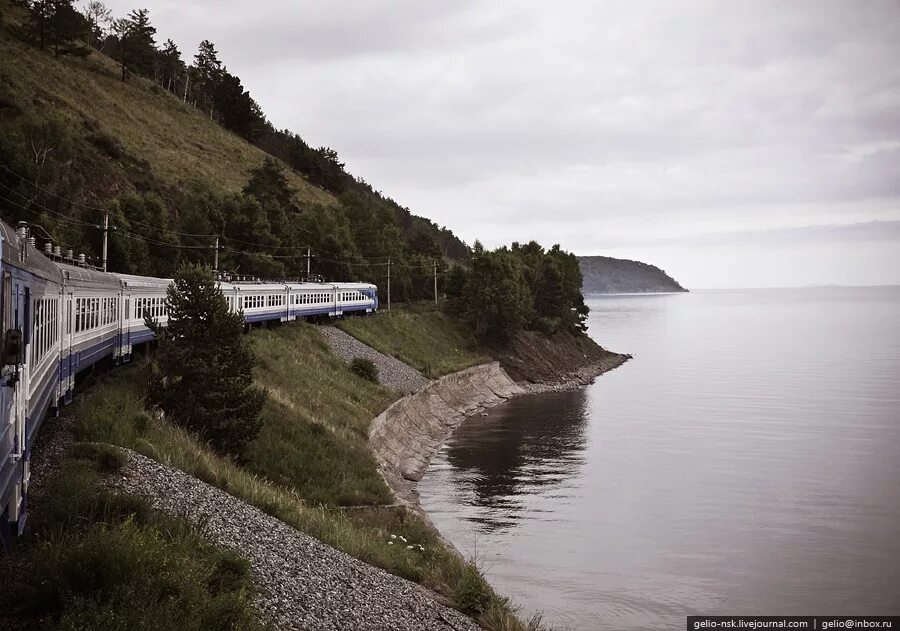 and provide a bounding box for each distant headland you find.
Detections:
[579,256,688,294]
